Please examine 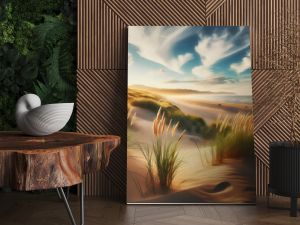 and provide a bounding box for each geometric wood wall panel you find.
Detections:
[206,0,226,18]
[77,0,206,201]
[256,158,269,196]
[252,69,296,194]
[78,0,128,69]
[254,103,292,166]
[78,0,300,200]
[207,0,300,70]
[77,69,127,136]
[77,69,127,200]
[105,0,206,26]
